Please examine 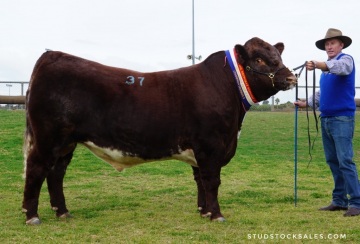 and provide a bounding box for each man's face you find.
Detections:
[325,38,344,59]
